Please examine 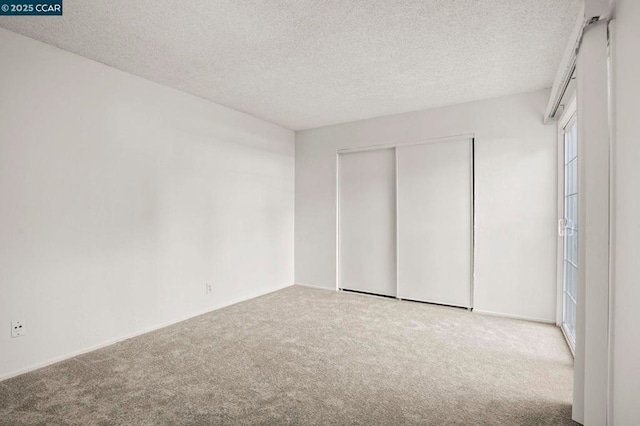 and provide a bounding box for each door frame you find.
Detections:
[335,133,475,309]
[556,96,577,354]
